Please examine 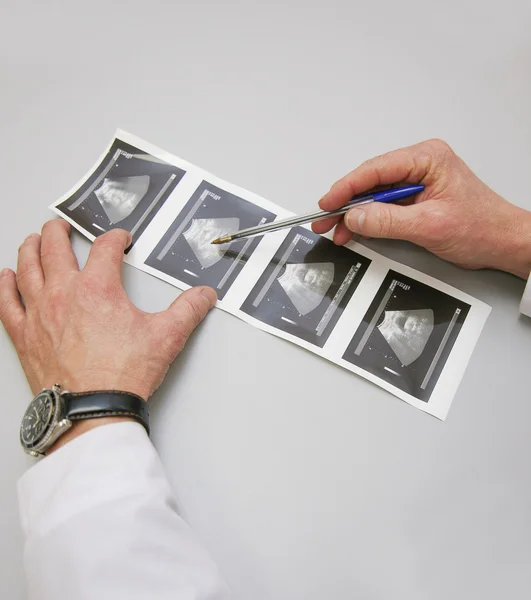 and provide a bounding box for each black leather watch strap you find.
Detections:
[62,390,150,435]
